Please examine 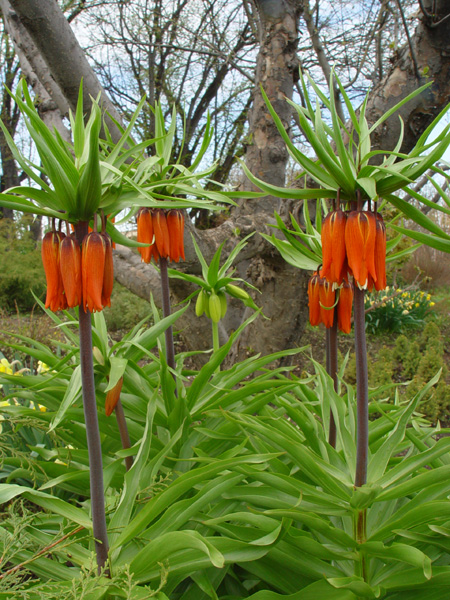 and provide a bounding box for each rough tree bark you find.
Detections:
[2,0,450,362]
